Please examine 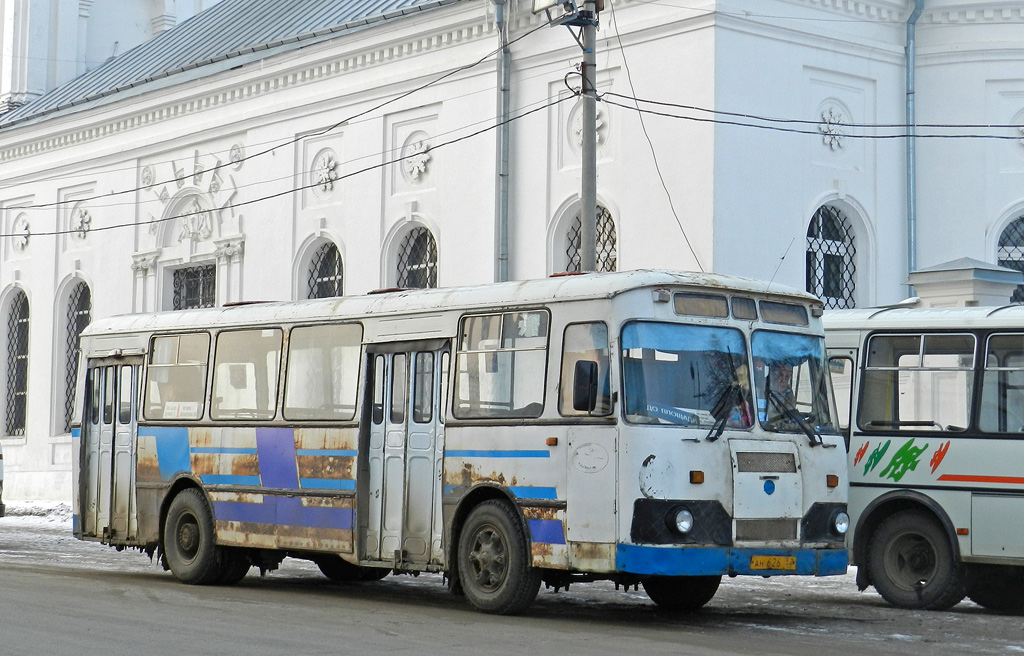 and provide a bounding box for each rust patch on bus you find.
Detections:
[190,427,214,448]
[191,453,216,476]
[296,454,353,482]
[231,454,260,478]
[455,463,520,490]
[136,453,161,483]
